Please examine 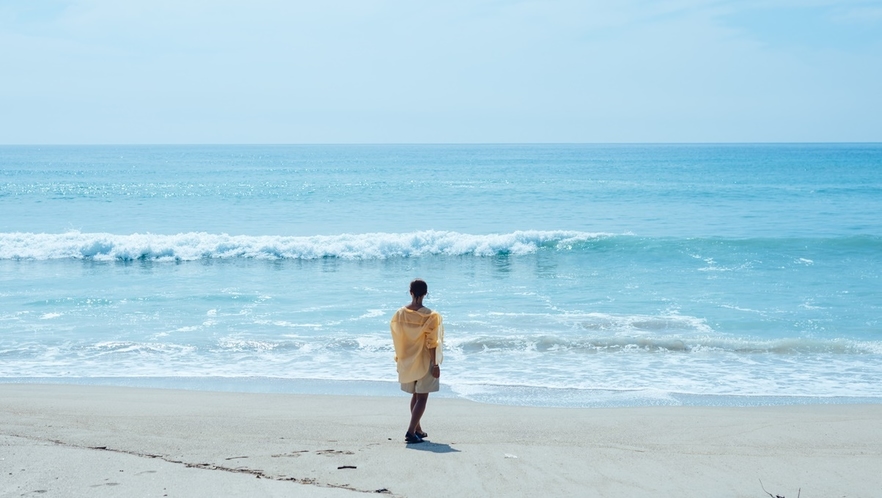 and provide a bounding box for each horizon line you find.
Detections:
[2,141,881,147]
